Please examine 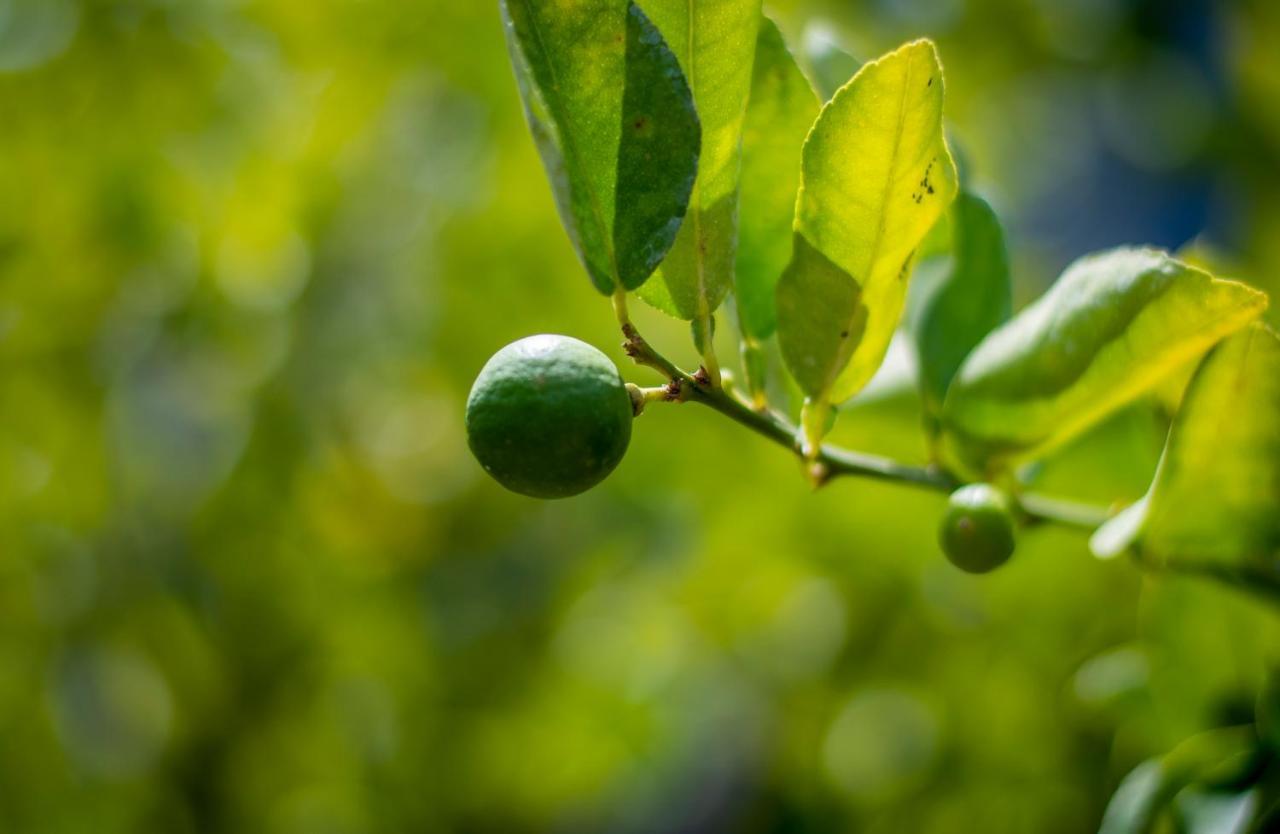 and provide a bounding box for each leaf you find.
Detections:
[1175,789,1256,834]
[1099,759,1165,834]
[734,15,820,340]
[942,247,1268,477]
[502,0,700,295]
[907,192,1011,423]
[776,39,958,446]
[1091,323,1280,568]
[801,24,860,101]
[635,0,763,322]
[1099,728,1259,834]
